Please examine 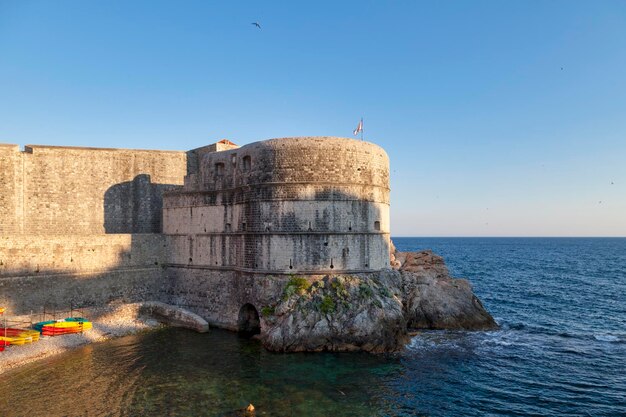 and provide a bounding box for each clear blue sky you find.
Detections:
[1,1,625,236]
